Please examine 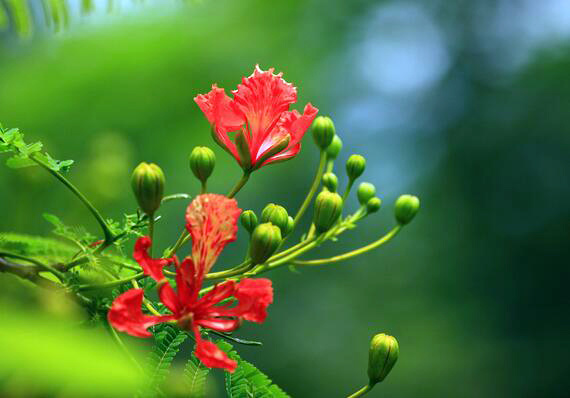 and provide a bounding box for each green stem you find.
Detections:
[291,151,327,230]
[31,153,114,244]
[165,230,189,258]
[201,181,207,194]
[347,384,373,398]
[0,251,65,282]
[343,179,355,201]
[205,260,251,280]
[148,212,155,257]
[227,172,250,198]
[293,225,401,266]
